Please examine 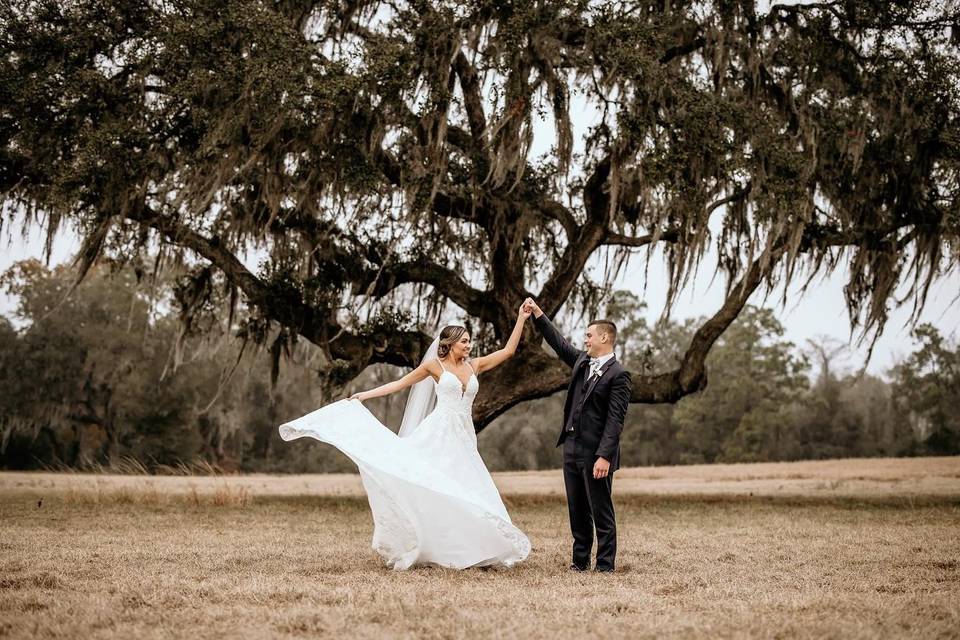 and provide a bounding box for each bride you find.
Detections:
[278,303,533,570]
